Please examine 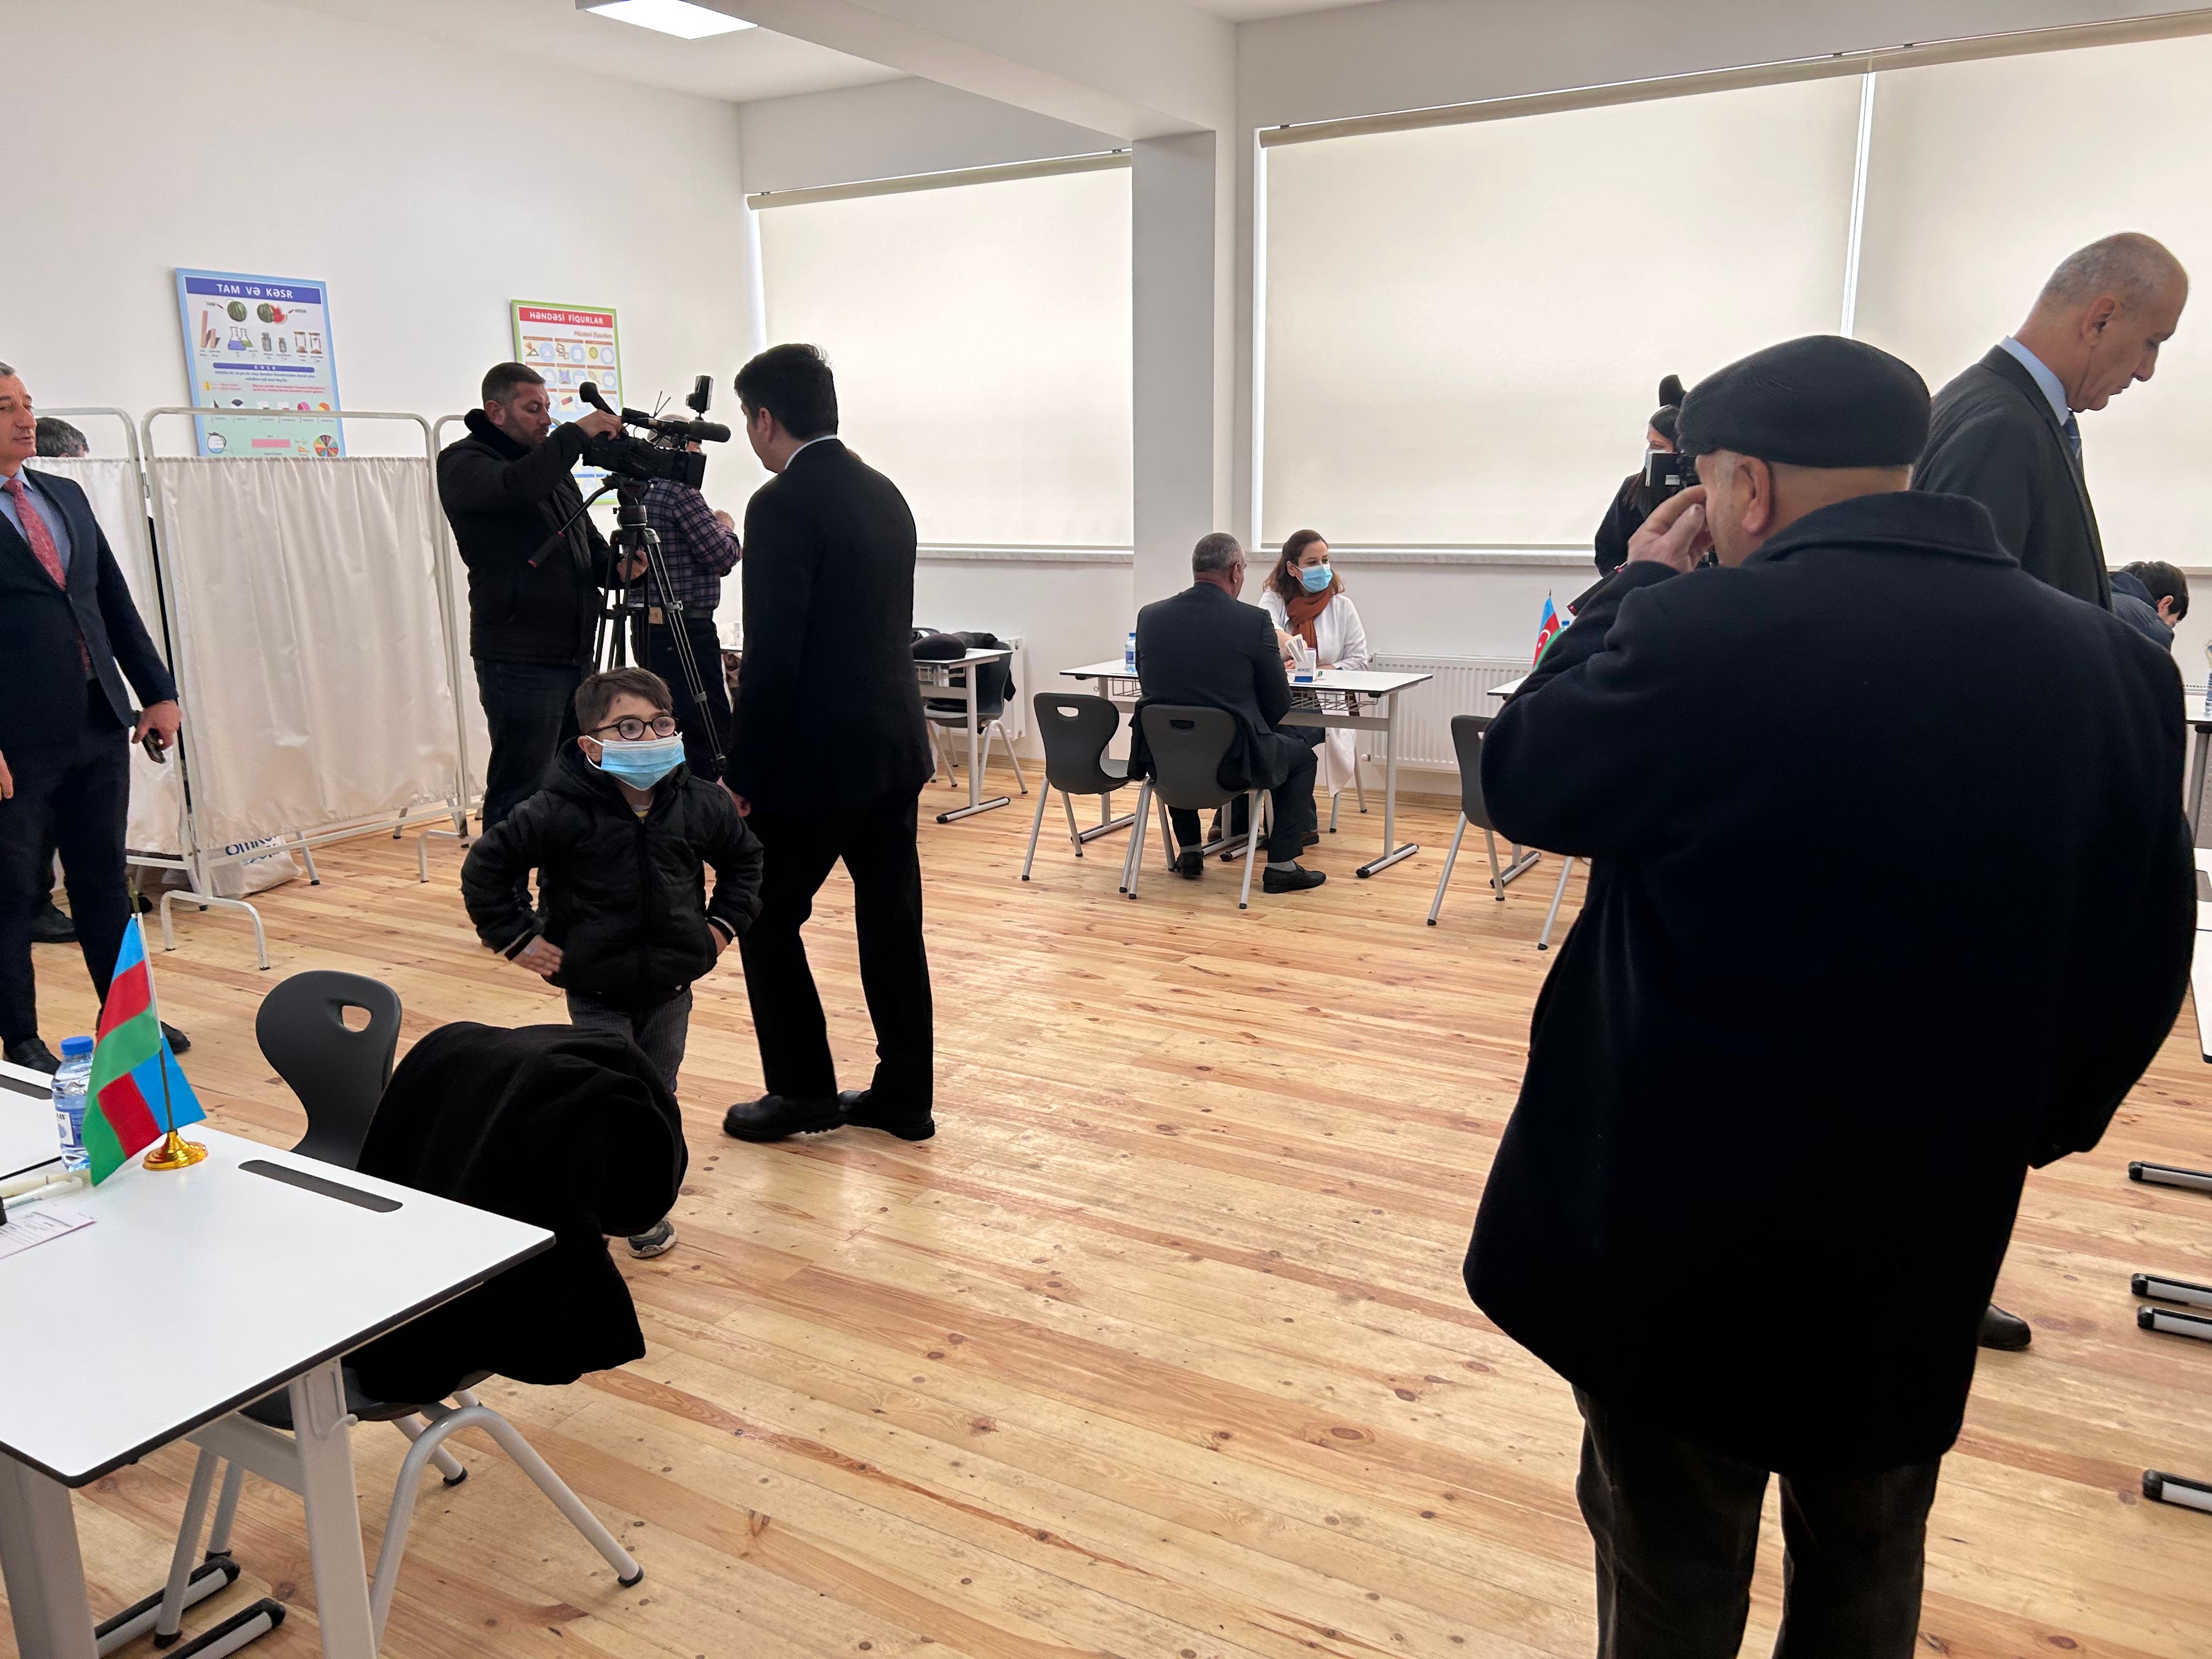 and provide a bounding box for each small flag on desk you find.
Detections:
[84,919,205,1185]
[1533,591,1572,667]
